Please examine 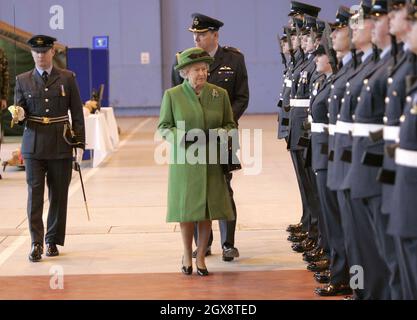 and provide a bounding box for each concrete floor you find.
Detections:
[0,115,318,299]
